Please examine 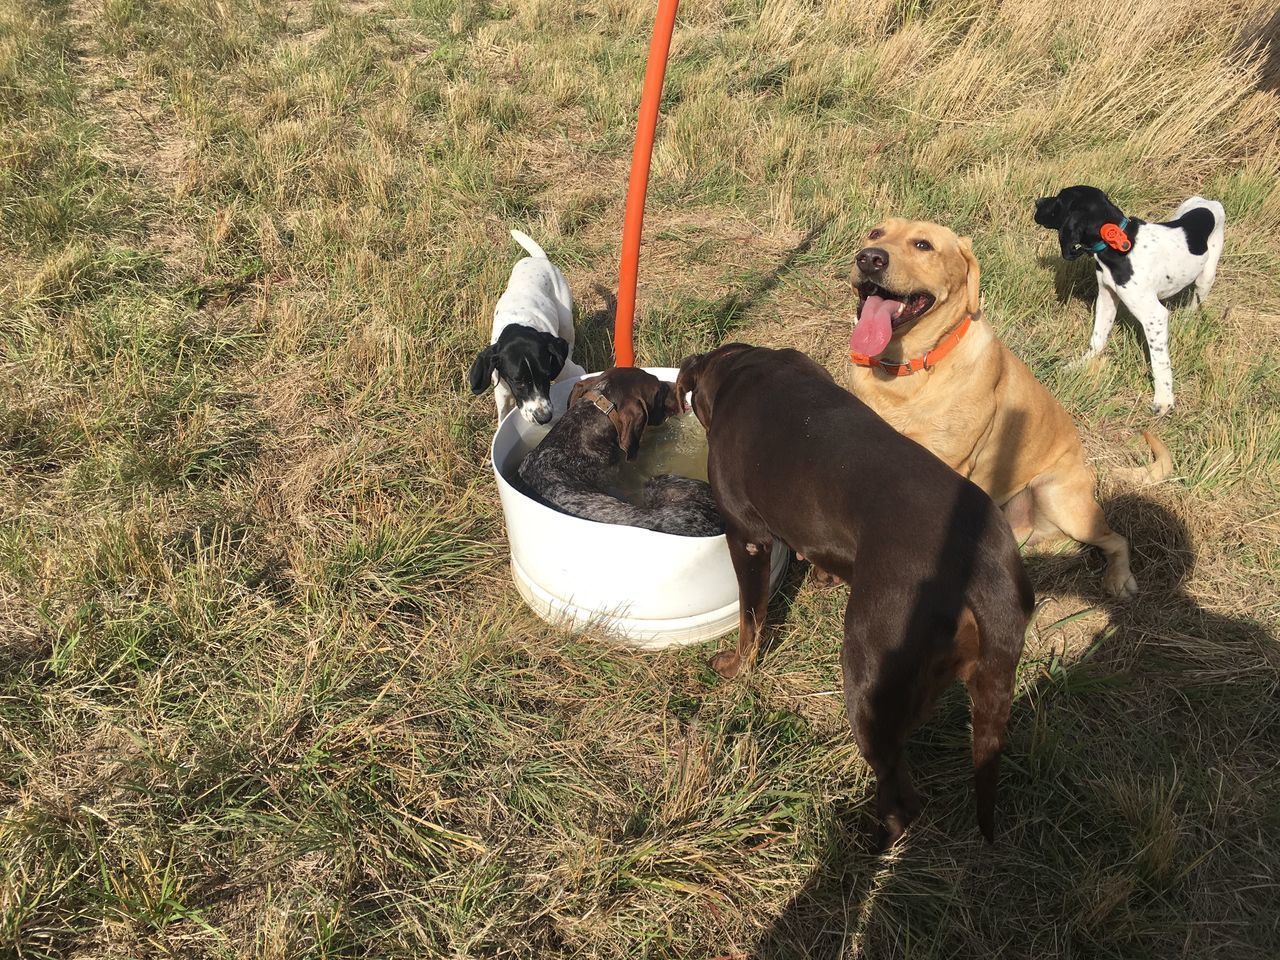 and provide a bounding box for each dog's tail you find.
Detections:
[510,229,547,259]
[1110,431,1173,485]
